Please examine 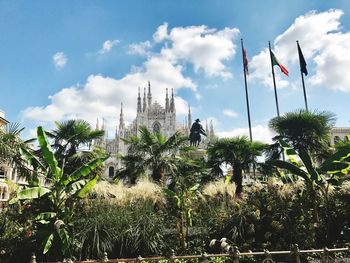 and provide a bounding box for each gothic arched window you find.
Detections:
[334,136,341,144]
[0,167,5,179]
[1,186,7,200]
[108,166,115,179]
[153,122,161,133]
